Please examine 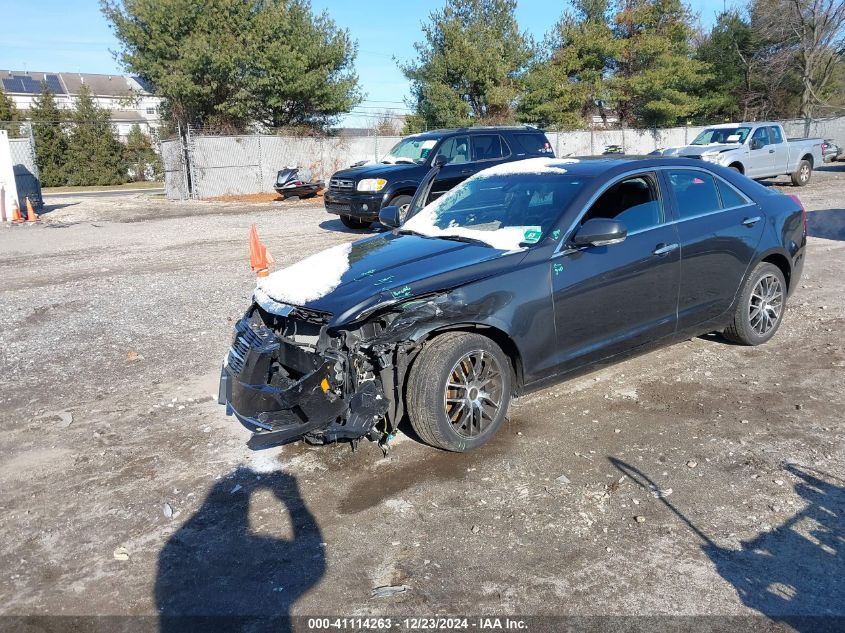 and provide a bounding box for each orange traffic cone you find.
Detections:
[11,200,23,223]
[249,224,275,277]
[25,197,38,223]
